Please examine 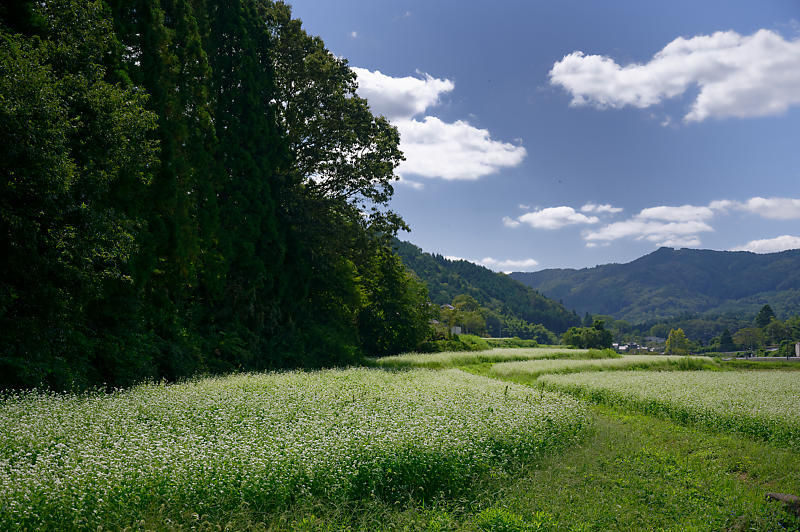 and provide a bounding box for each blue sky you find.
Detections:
[288,0,800,271]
